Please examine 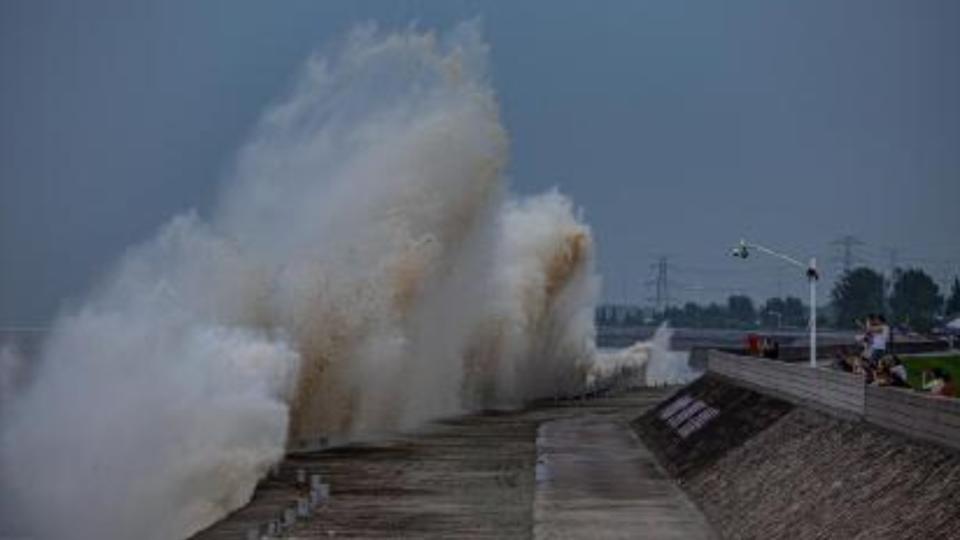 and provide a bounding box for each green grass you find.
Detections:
[901,354,960,390]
